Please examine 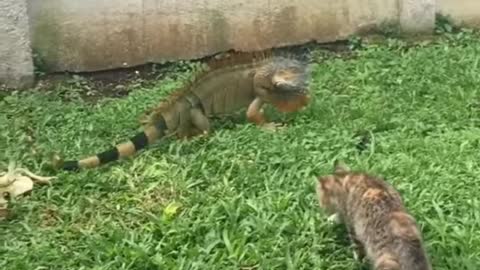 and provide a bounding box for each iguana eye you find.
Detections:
[275,82,297,93]
[2,192,10,200]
